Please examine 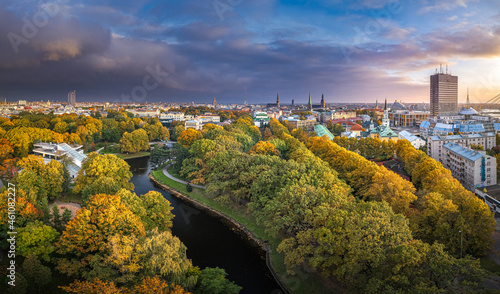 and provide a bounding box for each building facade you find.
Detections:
[288,118,317,130]
[185,119,202,130]
[427,132,496,163]
[68,90,76,107]
[389,110,430,127]
[430,71,458,117]
[398,130,426,149]
[443,142,497,191]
